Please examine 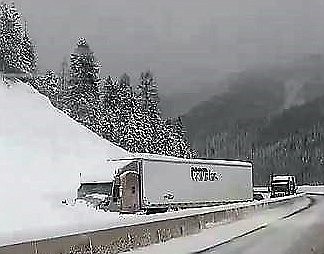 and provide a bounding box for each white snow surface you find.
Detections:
[272,175,293,181]
[254,185,324,195]
[126,195,310,254]
[0,80,321,248]
[0,80,130,246]
[299,185,324,195]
